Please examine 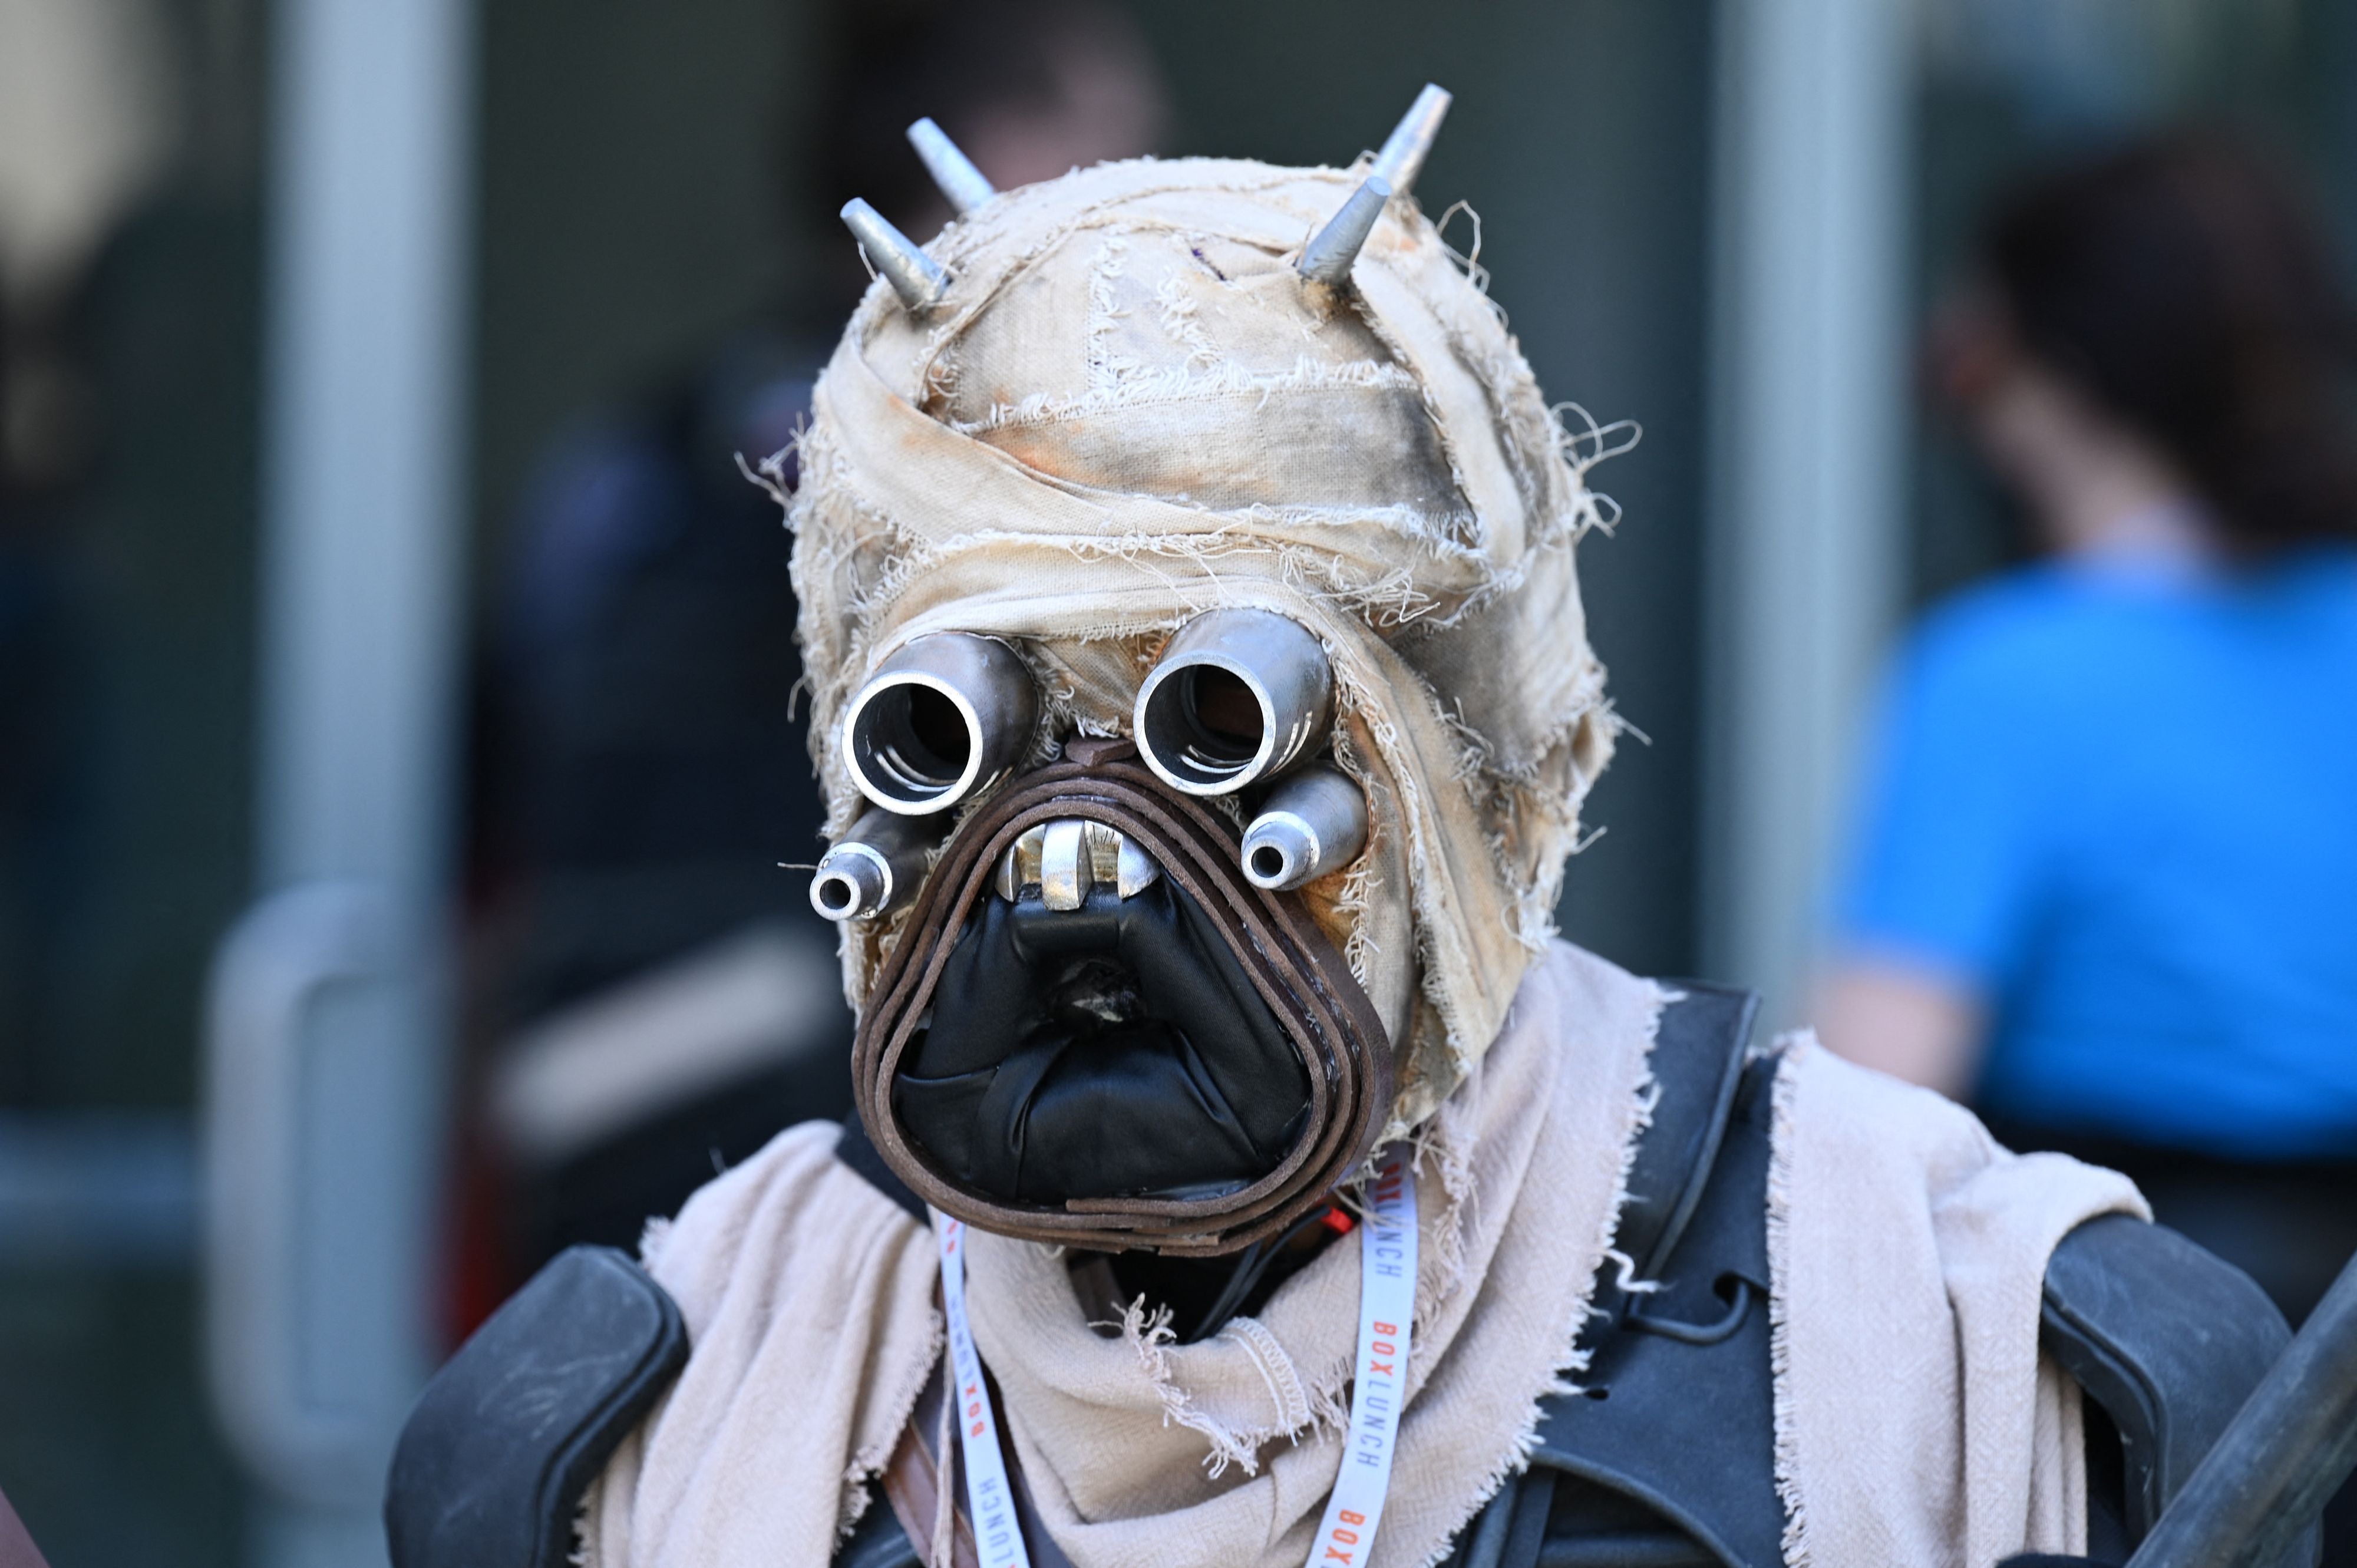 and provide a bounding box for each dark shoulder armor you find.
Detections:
[391,1125,910,1568]
[1614,982,1759,1278]
[385,1245,689,1568]
[1520,983,1784,1568]
[2040,1213,2312,1567]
